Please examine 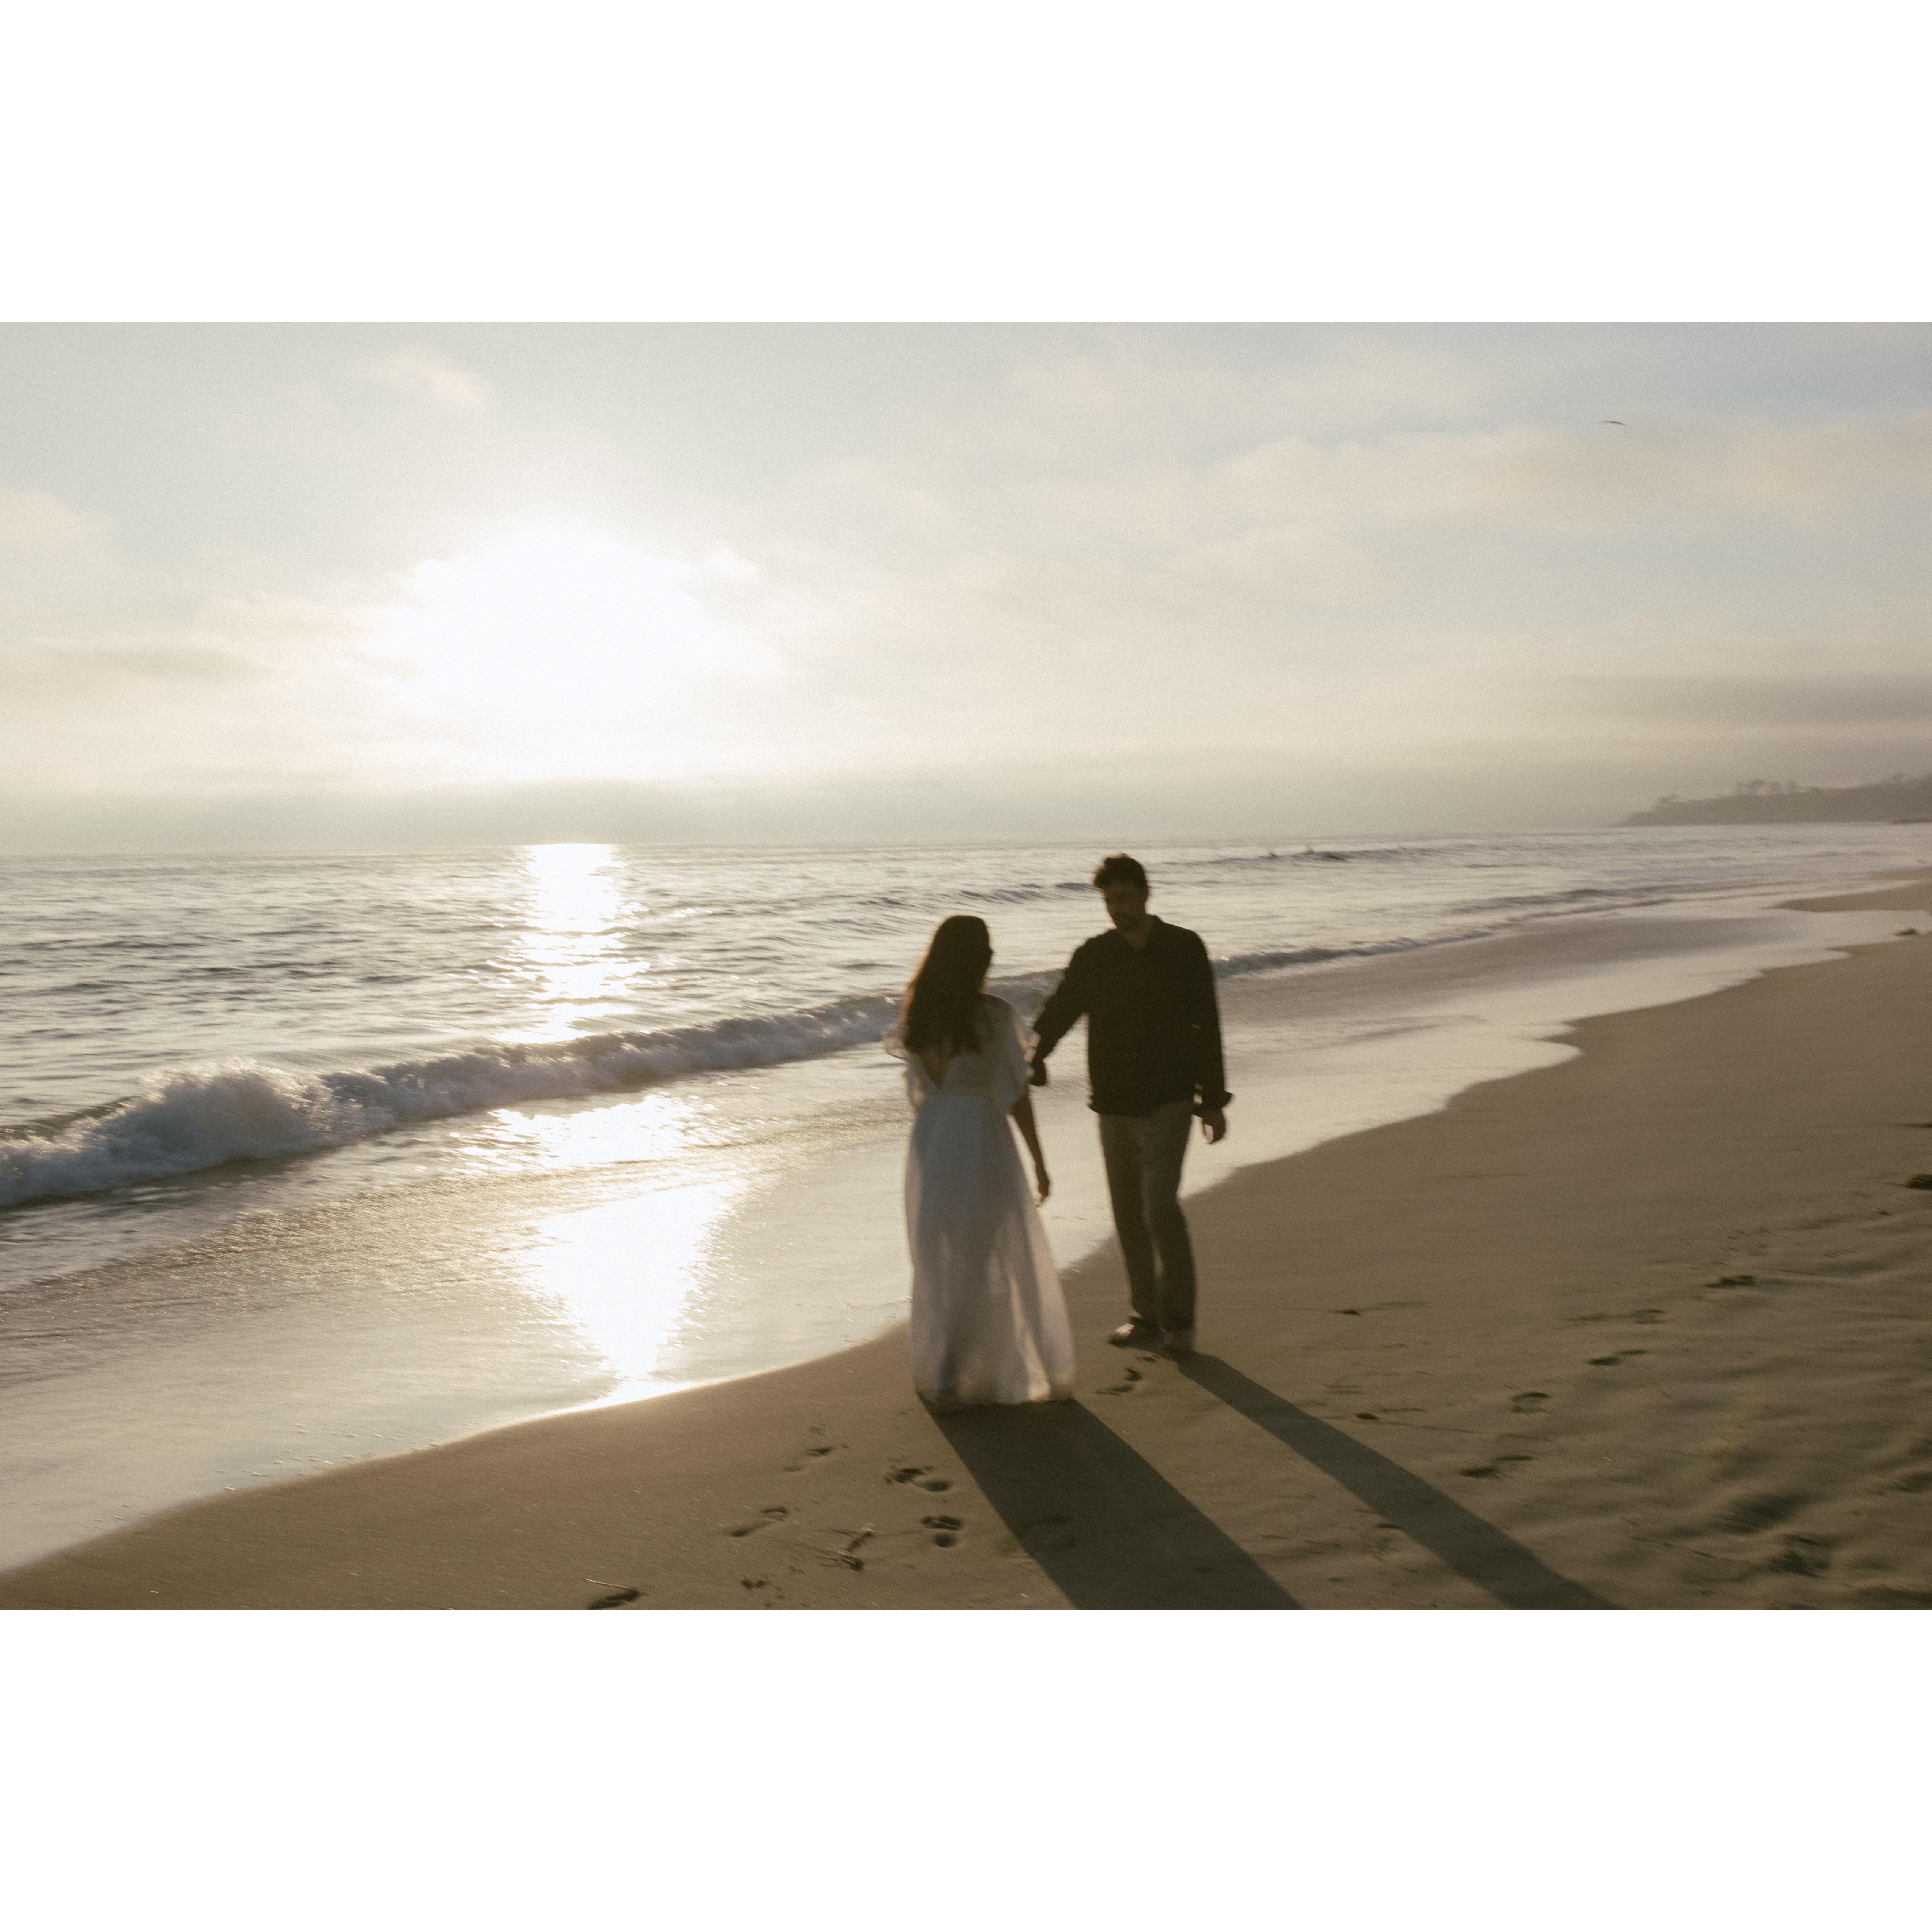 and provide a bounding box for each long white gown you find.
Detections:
[884,994,1076,1406]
